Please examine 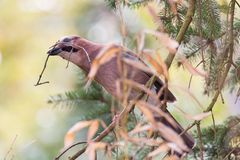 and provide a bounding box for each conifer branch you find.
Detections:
[180,0,237,139]
[165,0,196,69]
